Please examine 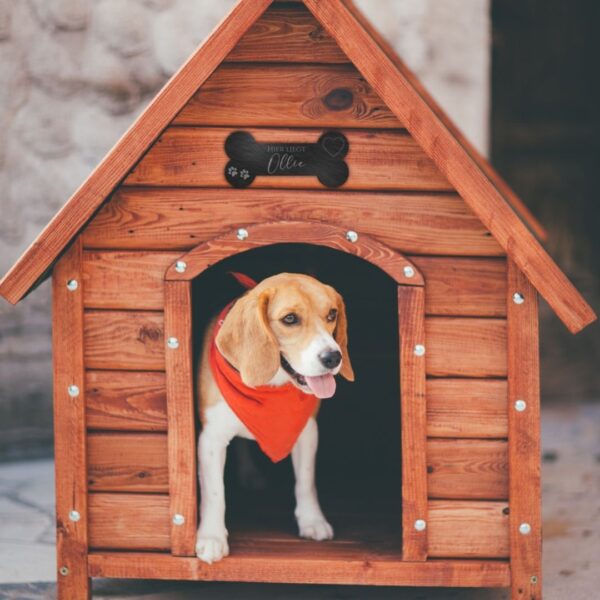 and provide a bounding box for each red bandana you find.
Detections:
[209,274,318,463]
